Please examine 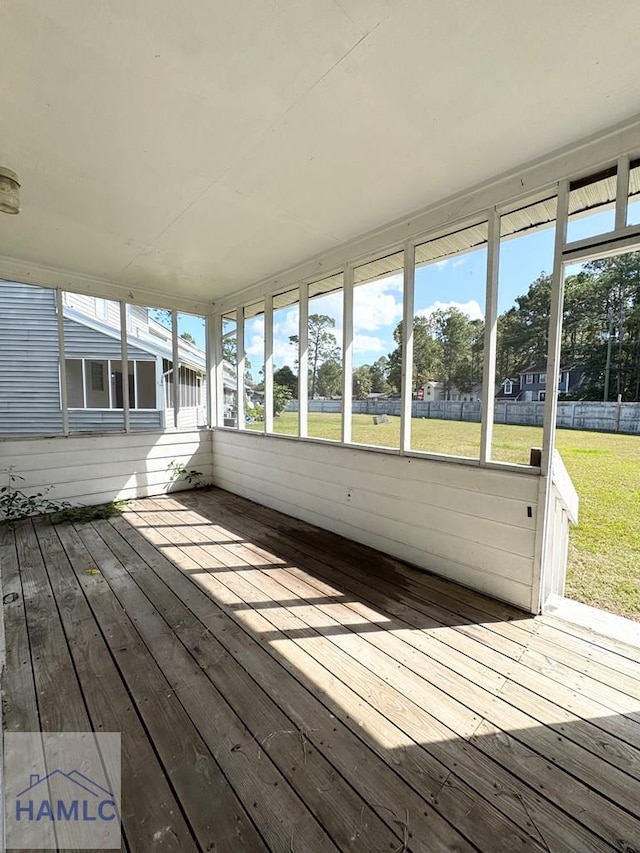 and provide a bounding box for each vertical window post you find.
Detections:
[237,307,245,430]
[298,282,309,438]
[206,313,215,428]
[264,296,274,432]
[615,155,630,231]
[480,208,500,464]
[120,302,130,432]
[56,288,69,436]
[214,314,224,427]
[172,310,180,429]
[342,265,354,444]
[541,181,569,476]
[400,242,415,454]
